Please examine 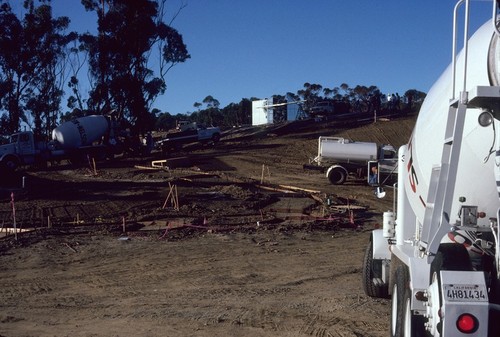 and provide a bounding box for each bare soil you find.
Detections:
[0,114,415,337]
